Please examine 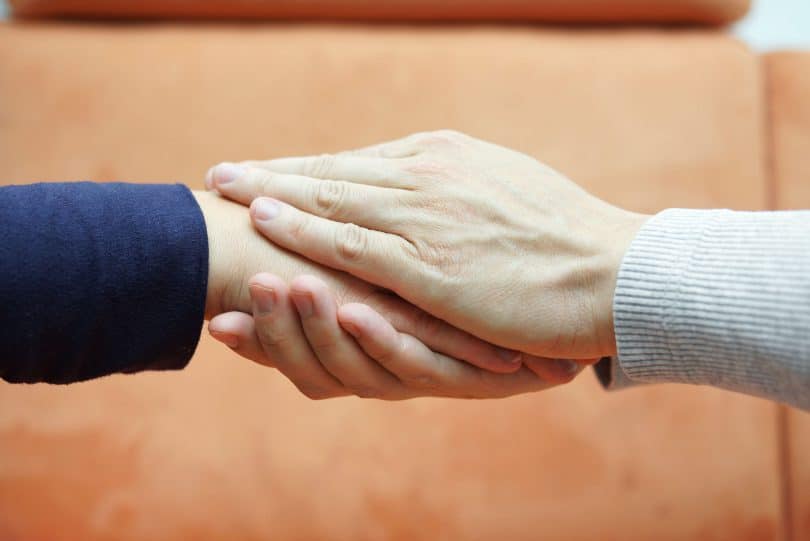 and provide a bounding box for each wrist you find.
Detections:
[595,209,650,356]
[193,190,247,319]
